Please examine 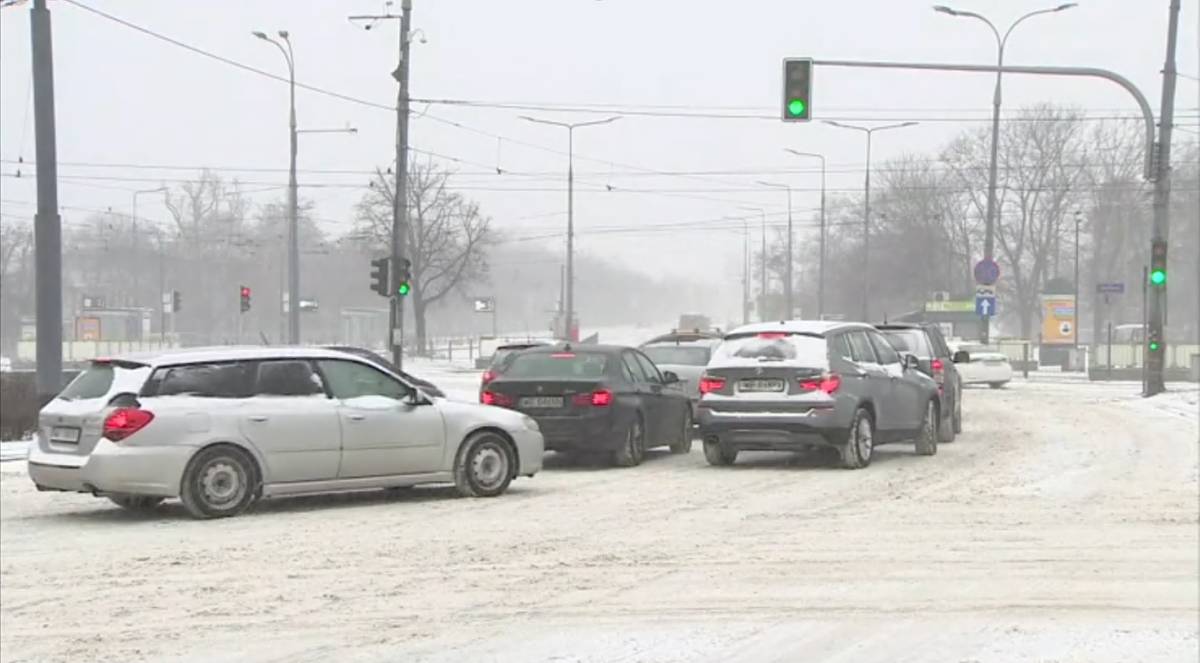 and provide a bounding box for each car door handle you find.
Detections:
[347,413,367,421]
[247,415,269,423]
